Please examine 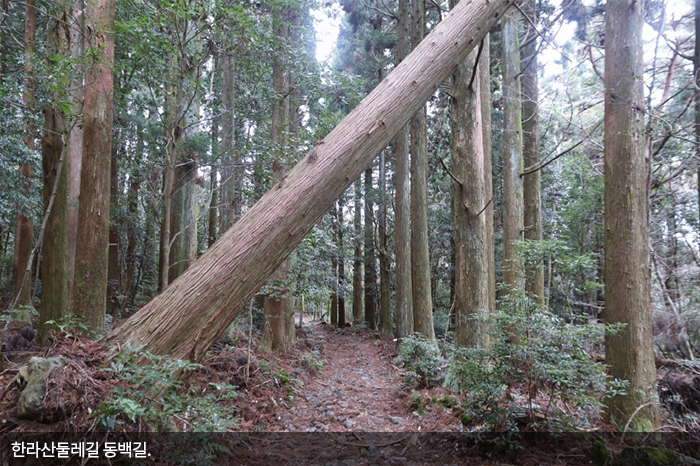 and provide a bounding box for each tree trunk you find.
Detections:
[450,28,487,348]
[12,0,36,308]
[107,145,121,315]
[481,34,496,330]
[352,179,363,324]
[603,0,659,431]
[502,8,524,302]
[330,203,339,327]
[220,33,236,232]
[106,0,515,361]
[39,5,71,343]
[395,0,413,340]
[71,0,115,331]
[521,0,544,304]
[696,0,700,222]
[364,167,377,329]
[66,0,84,308]
[263,6,294,350]
[410,0,435,342]
[168,159,198,282]
[337,197,346,328]
[378,151,391,335]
